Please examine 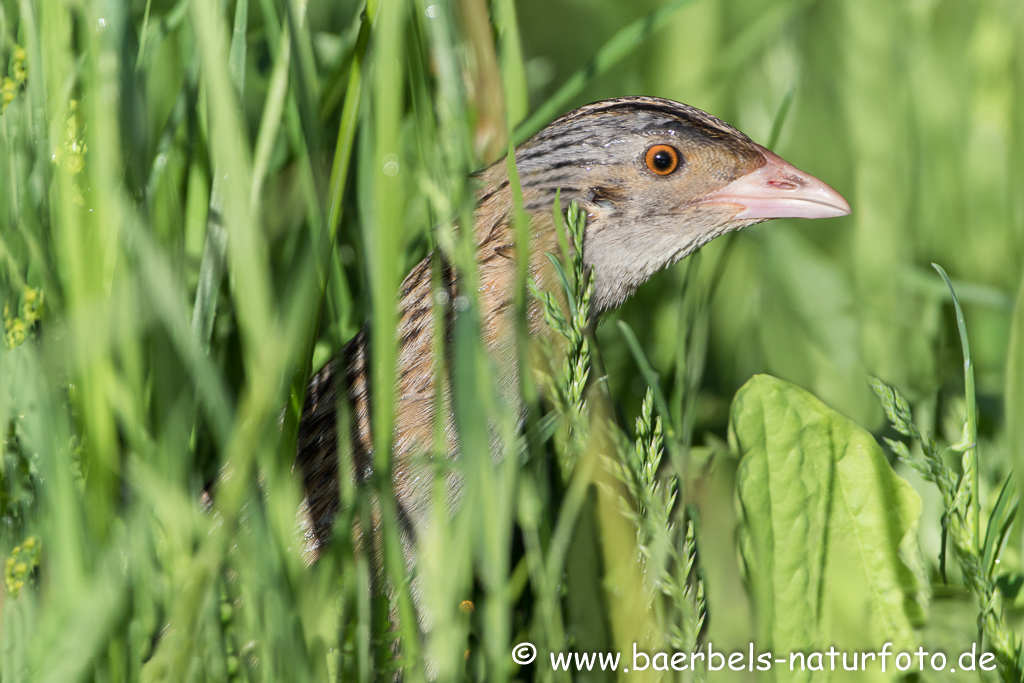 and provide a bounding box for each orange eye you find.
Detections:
[645,144,680,175]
